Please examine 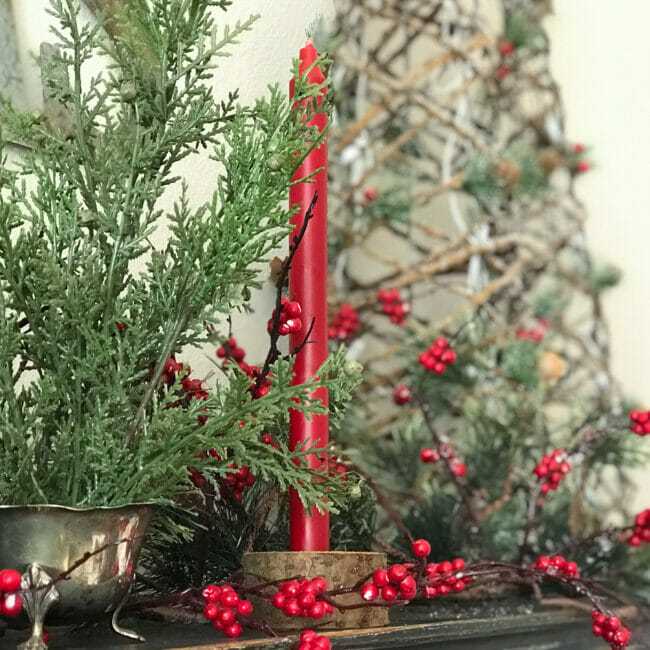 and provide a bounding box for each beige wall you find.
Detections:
[546,1,650,508]
[545,2,650,406]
